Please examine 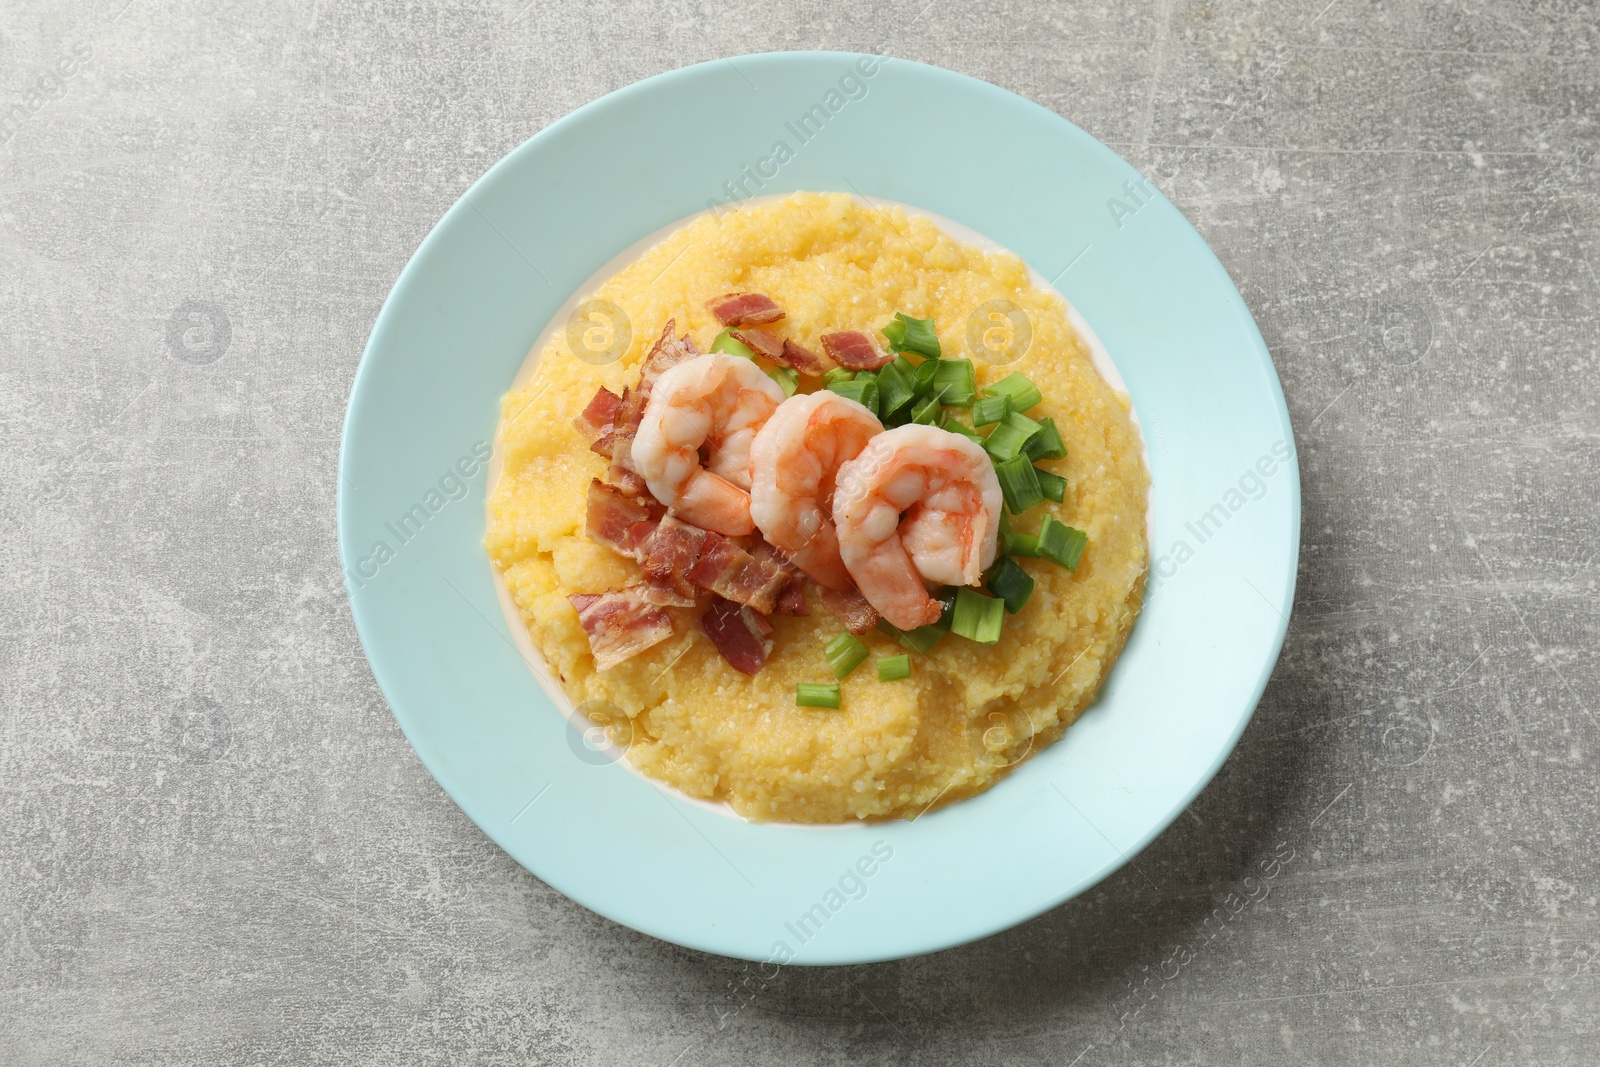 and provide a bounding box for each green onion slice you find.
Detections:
[929,359,976,406]
[877,654,912,682]
[950,587,1005,644]
[823,366,857,387]
[994,454,1044,513]
[971,393,1009,427]
[825,632,869,680]
[911,356,941,397]
[1002,531,1042,557]
[911,391,942,425]
[883,312,941,359]
[1037,515,1088,570]
[1024,416,1067,461]
[985,556,1035,614]
[984,411,1044,462]
[940,413,983,443]
[981,372,1043,412]
[768,366,798,397]
[876,357,918,416]
[1035,466,1067,503]
[711,328,757,359]
[827,374,880,417]
[796,682,842,709]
